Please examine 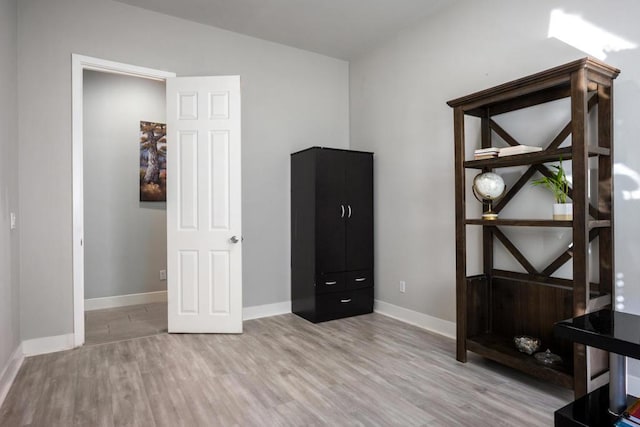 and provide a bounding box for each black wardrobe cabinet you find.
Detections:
[291,147,374,323]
